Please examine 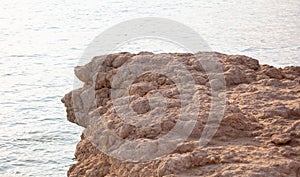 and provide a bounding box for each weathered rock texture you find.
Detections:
[62,52,300,177]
